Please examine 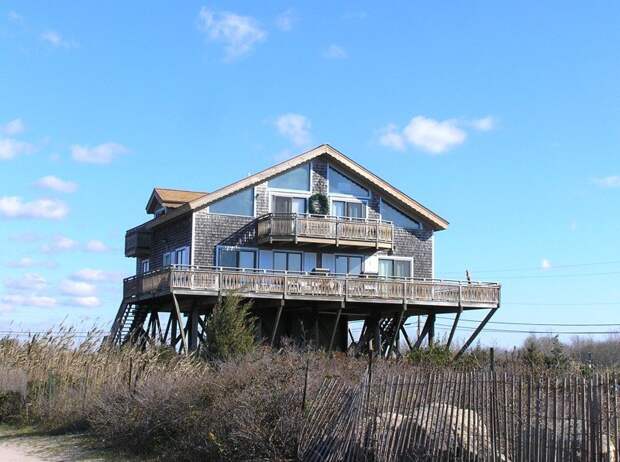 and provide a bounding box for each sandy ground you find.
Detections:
[0,429,109,461]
